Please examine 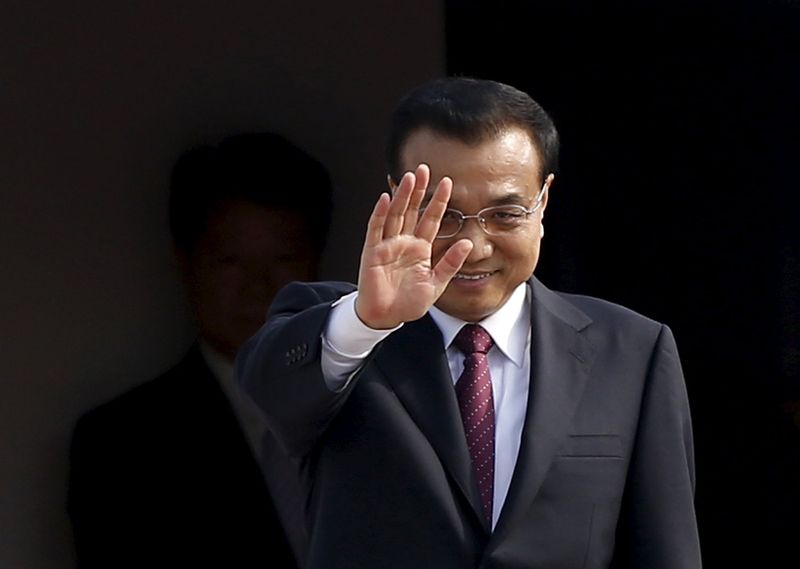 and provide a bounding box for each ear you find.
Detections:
[539,173,555,218]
